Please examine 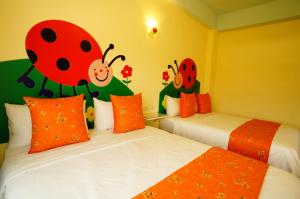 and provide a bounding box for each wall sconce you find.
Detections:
[146,18,158,37]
